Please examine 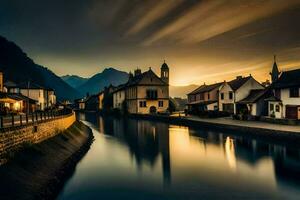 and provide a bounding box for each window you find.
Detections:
[289,87,299,98]
[270,103,274,111]
[207,93,210,100]
[229,92,233,100]
[146,90,158,99]
[158,101,164,107]
[200,93,204,100]
[275,105,280,112]
[139,101,146,107]
[221,93,224,100]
